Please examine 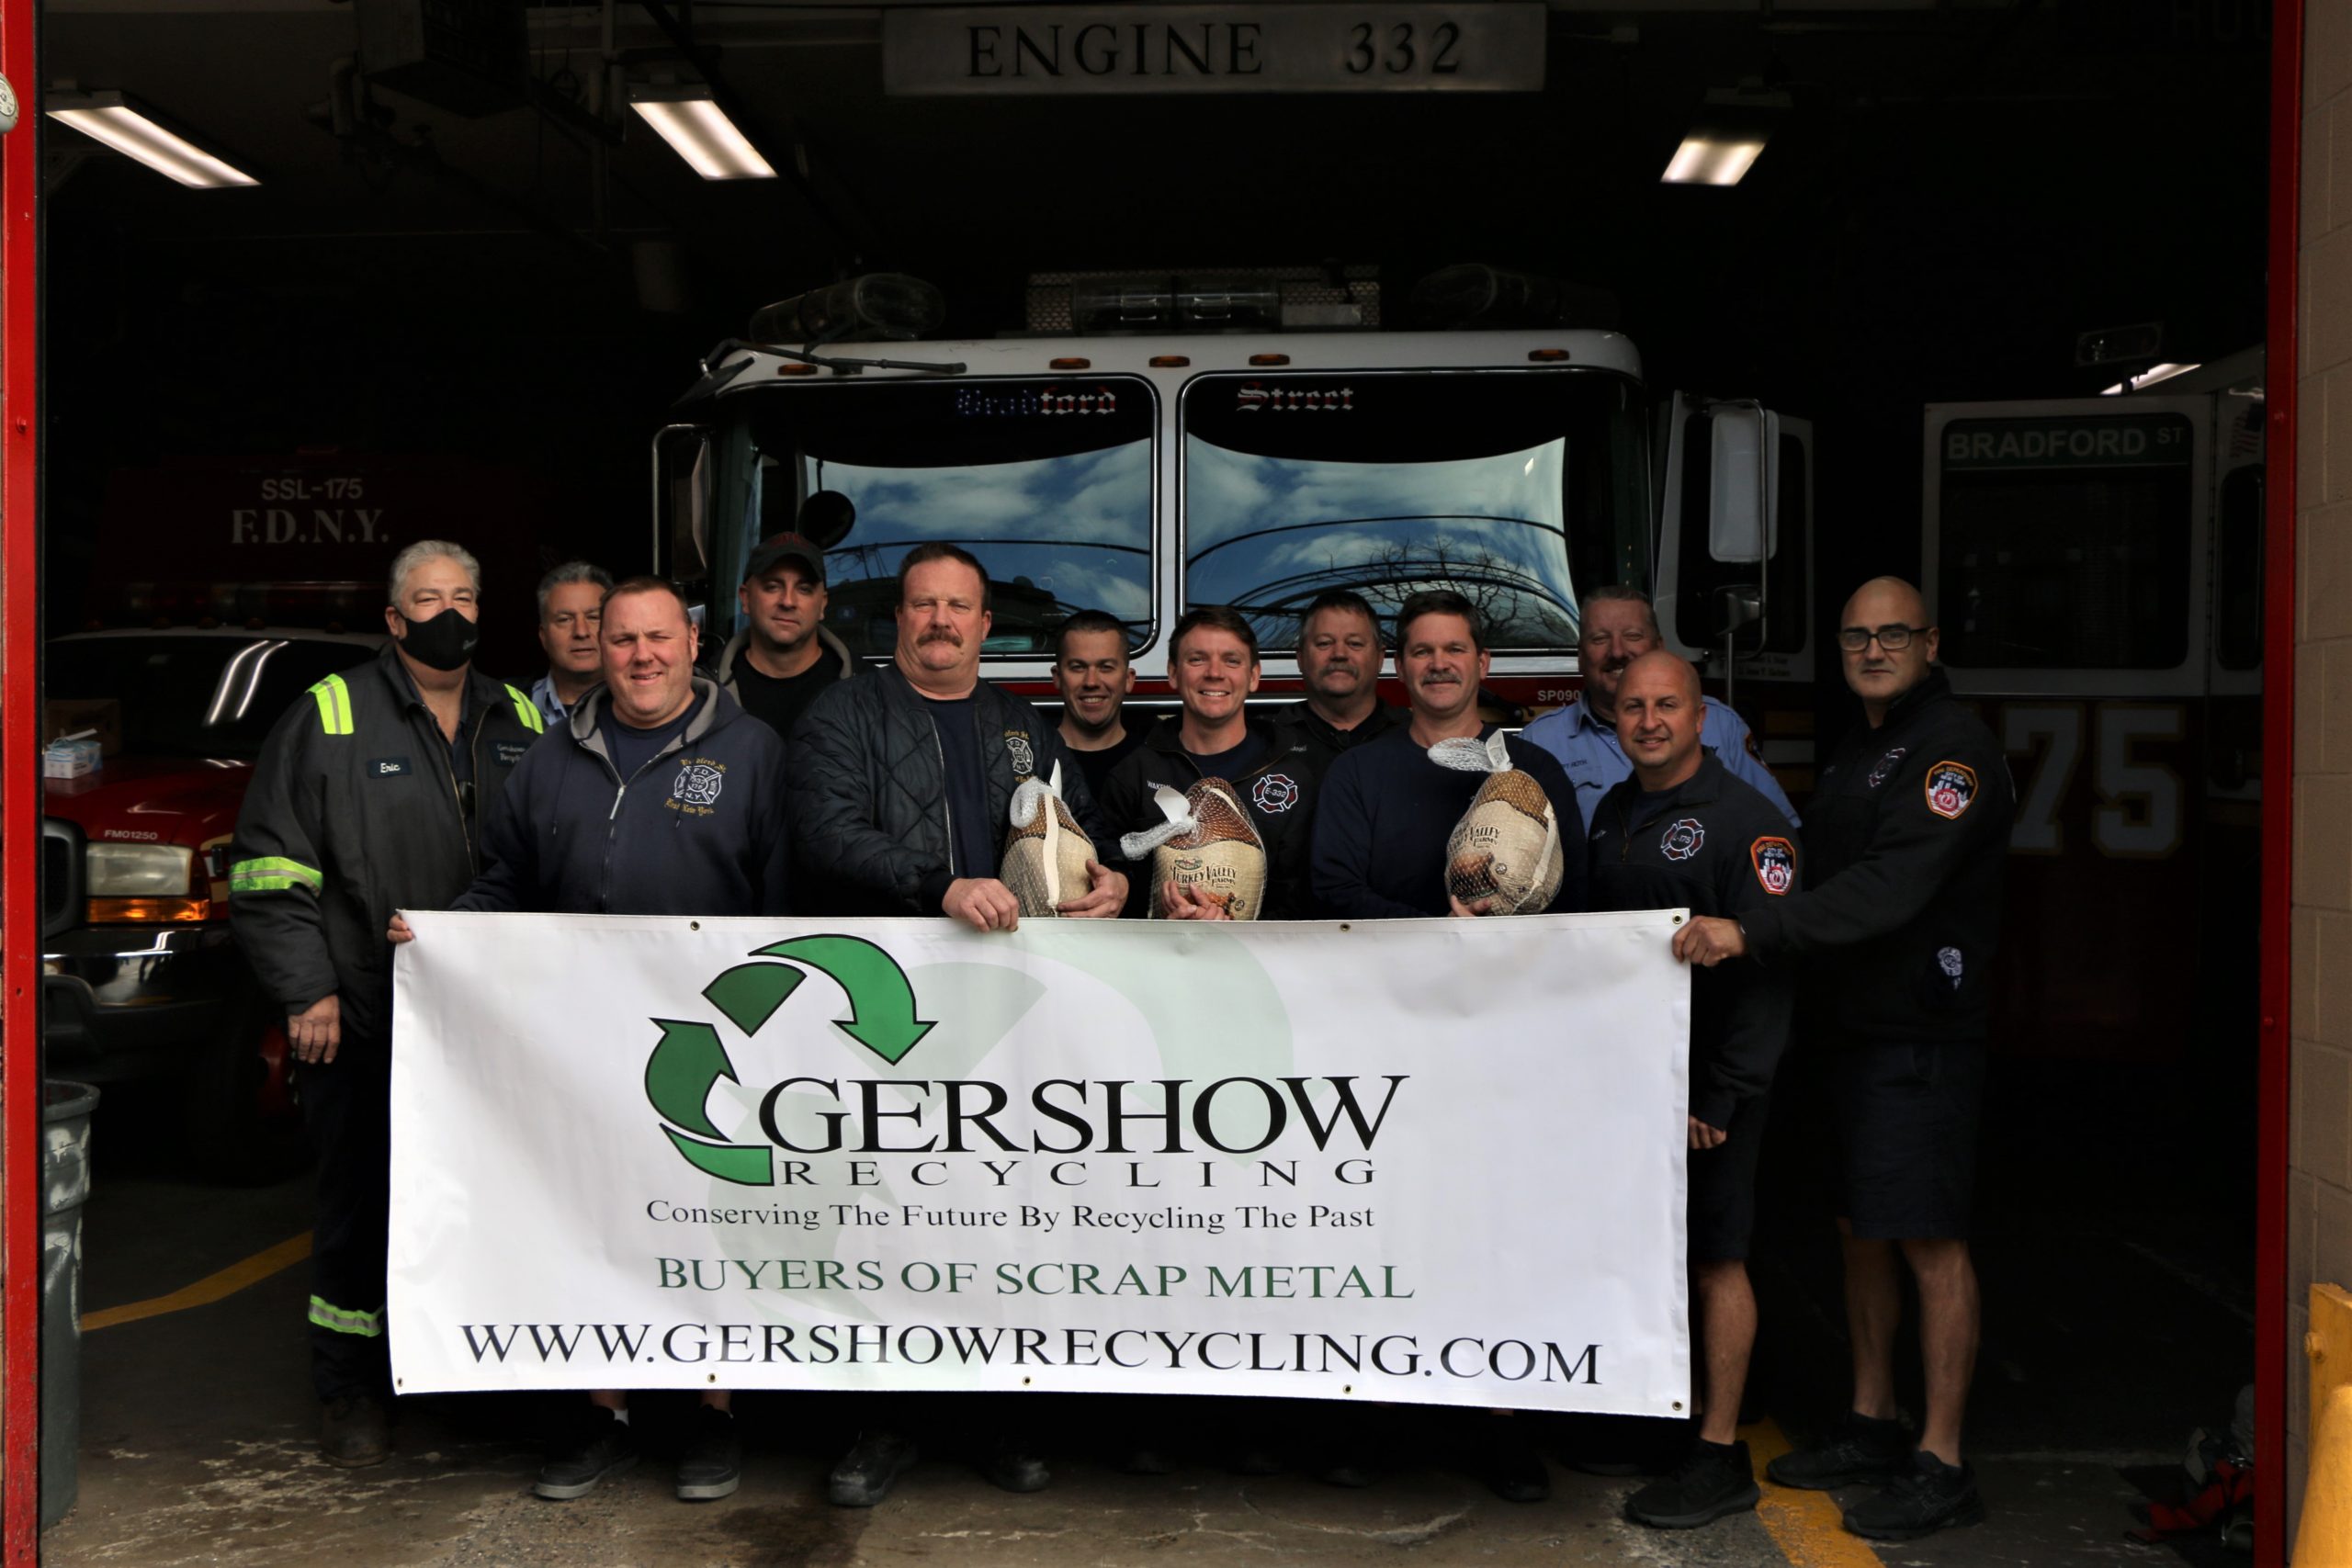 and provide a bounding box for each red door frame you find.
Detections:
[0,0,2303,1561]
[0,0,35,1551]
[2258,1,2303,1562]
